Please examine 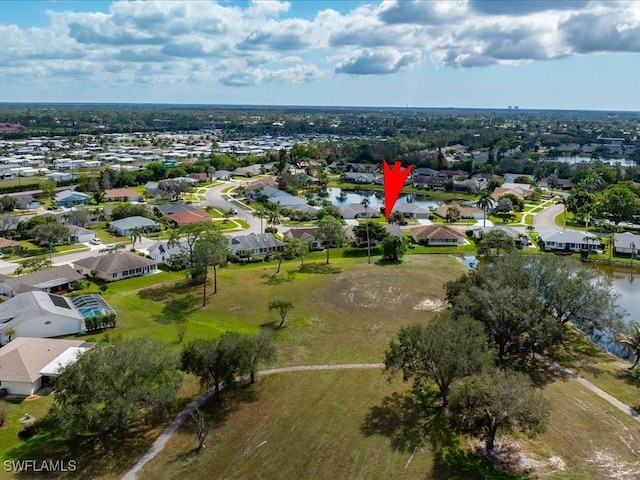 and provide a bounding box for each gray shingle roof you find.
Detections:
[0,265,84,293]
[74,251,157,274]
